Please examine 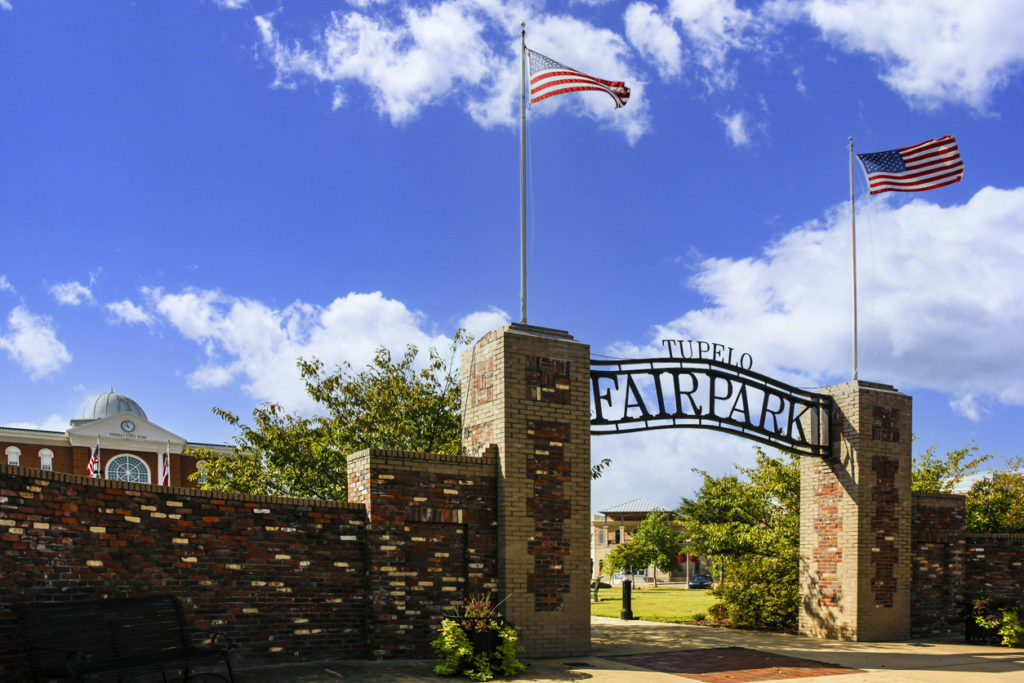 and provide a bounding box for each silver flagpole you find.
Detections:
[849,137,859,381]
[520,23,528,324]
